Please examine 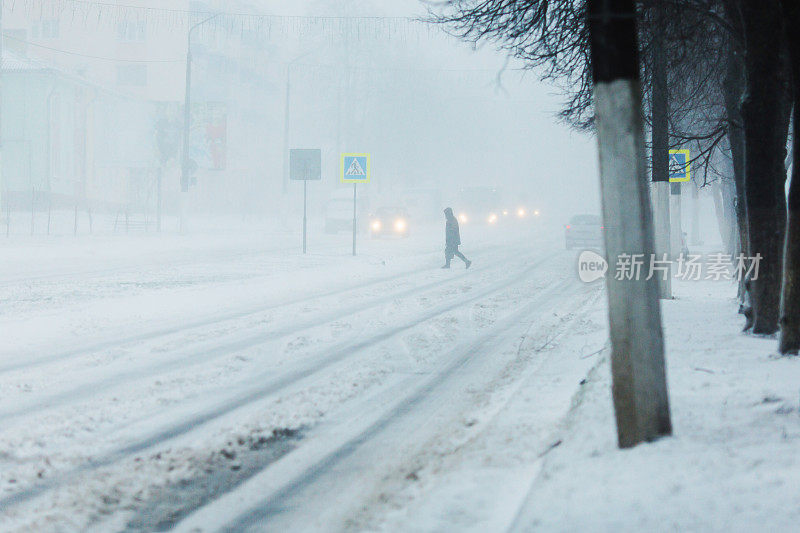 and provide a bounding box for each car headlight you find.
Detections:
[371,220,382,231]
[458,214,468,223]
[487,213,498,224]
[502,210,509,216]
[517,208,526,218]
[394,219,407,232]
[534,209,540,216]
